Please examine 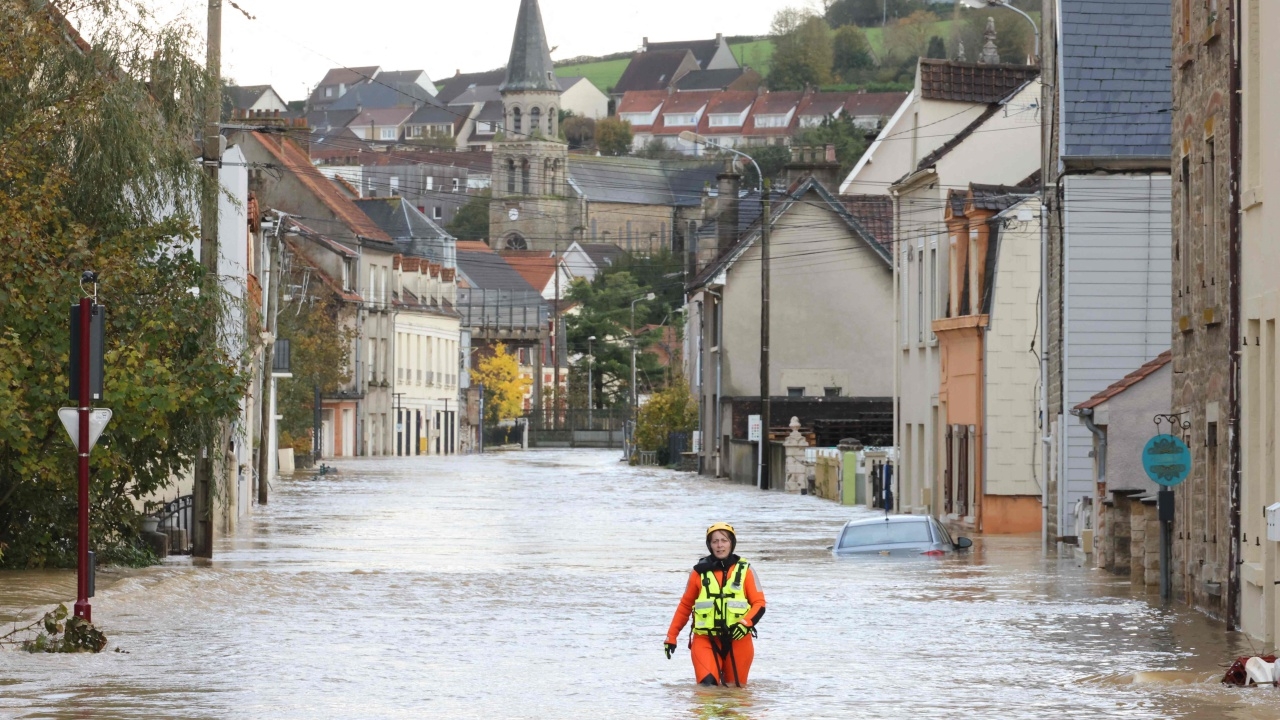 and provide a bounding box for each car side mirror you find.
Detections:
[955,537,973,550]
